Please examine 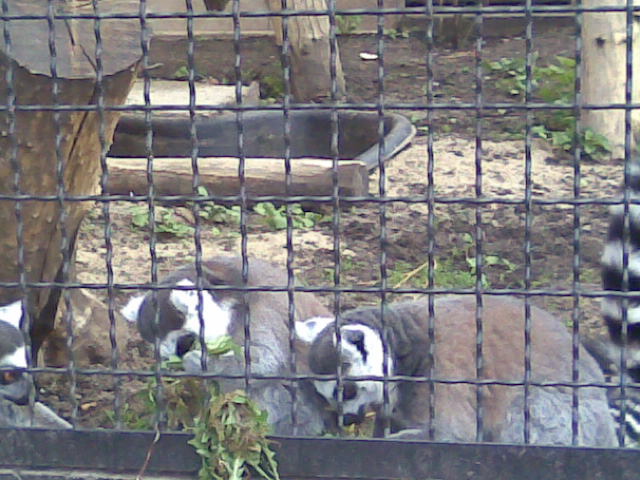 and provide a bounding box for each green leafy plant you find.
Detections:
[485,55,611,161]
[336,15,362,35]
[259,73,285,101]
[484,56,534,97]
[322,256,359,282]
[189,391,279,480]
[388,234,519,290]
[388,258,479,289]
[129,205,195,237]
[138,336,280,480]
[253,202,326,230]
[192,187,241,234]
[384,27,409,40]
